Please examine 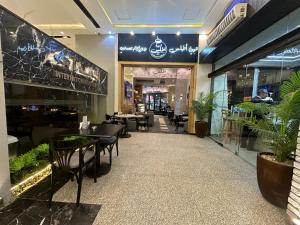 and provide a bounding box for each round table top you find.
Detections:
[115,114,144,119]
